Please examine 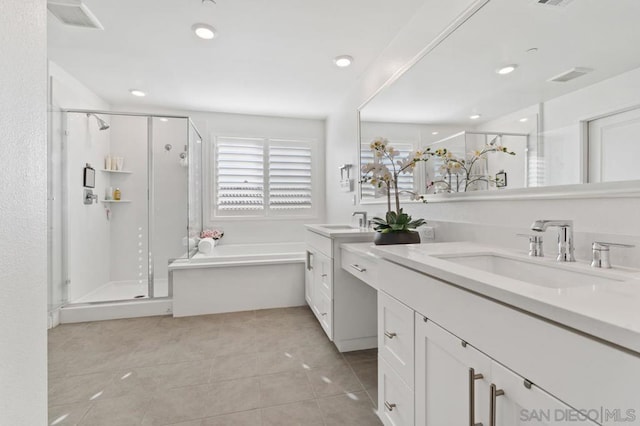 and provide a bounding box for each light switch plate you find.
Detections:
[340,179,353,192]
